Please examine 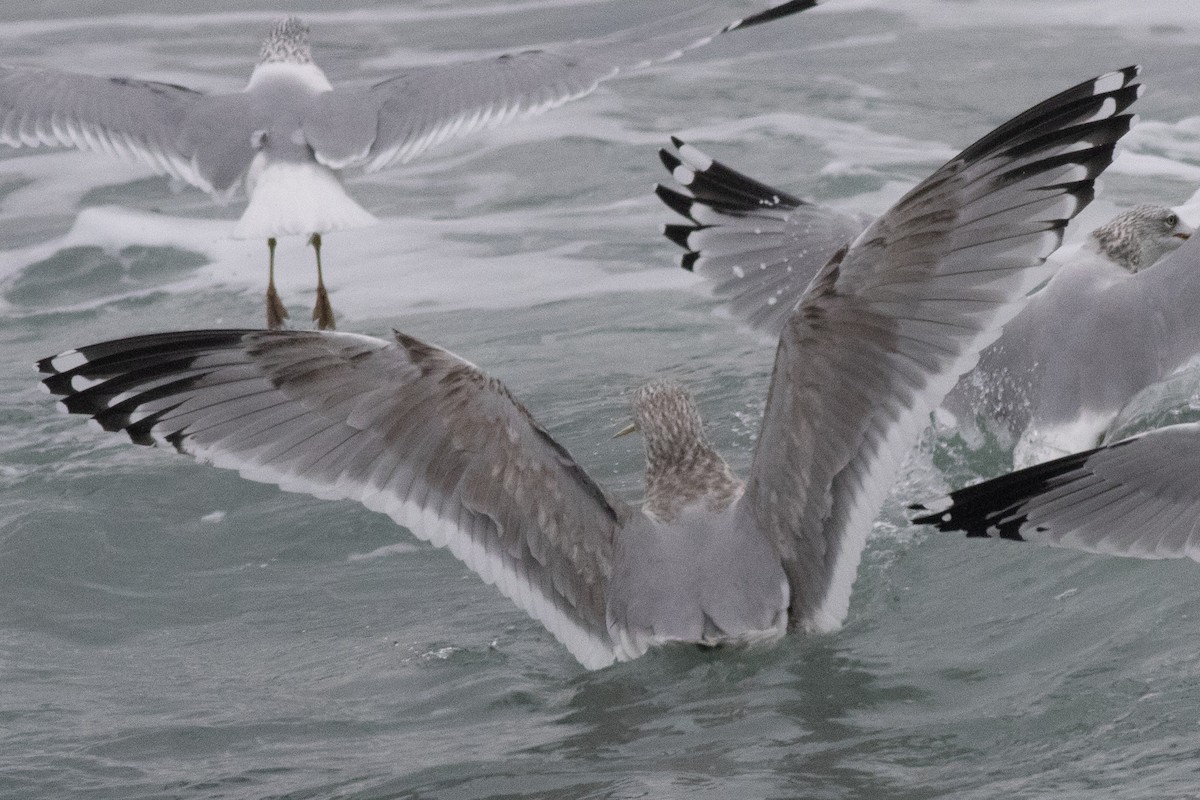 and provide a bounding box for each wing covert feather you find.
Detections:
[38,329,628,668]
[0,65,255,194]
[738,68,1142,632]
[343,2,816,171]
